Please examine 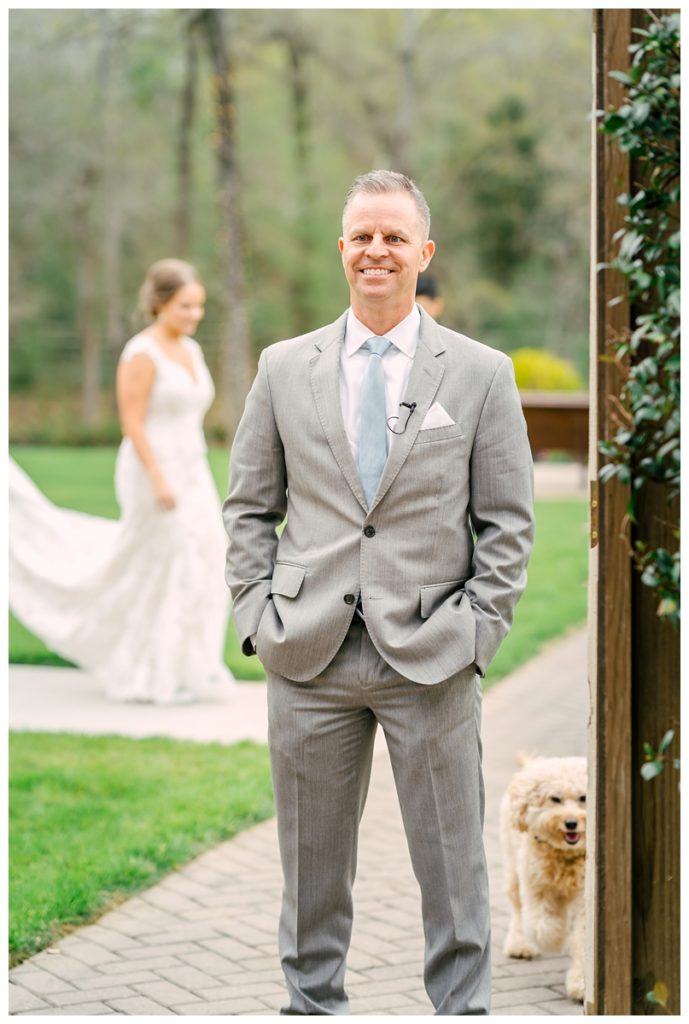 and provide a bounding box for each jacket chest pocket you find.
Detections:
[414,422,465,445]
